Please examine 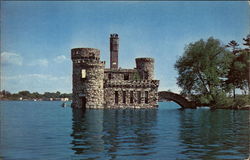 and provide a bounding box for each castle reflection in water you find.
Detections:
[71,108,158,159]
